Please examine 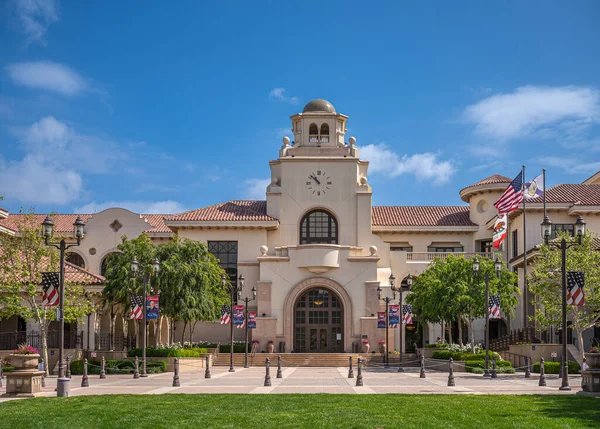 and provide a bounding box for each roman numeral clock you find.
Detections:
[305,170,332,196]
